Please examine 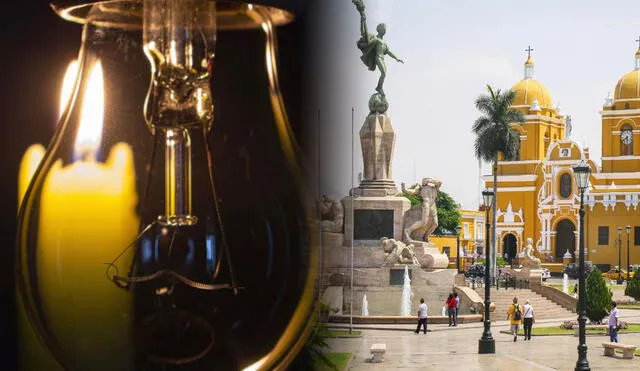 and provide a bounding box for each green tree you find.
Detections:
[401,187,461,234]
[584,267,612,323]
[434,190,461,235]
[625,267,640,300]
[472,85,525,276]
